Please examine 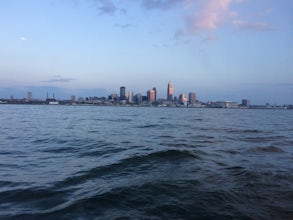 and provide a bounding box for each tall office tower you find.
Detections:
[120,86,126,100]
[167,82,173,101]
[147,89,156,103]
[134,93,142,104]
[179,93,187,104]
[27,92,32,101]
[71,95,76,102]
[153,87,157,101]
[128,90,133,103]
[189,92,196,104]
